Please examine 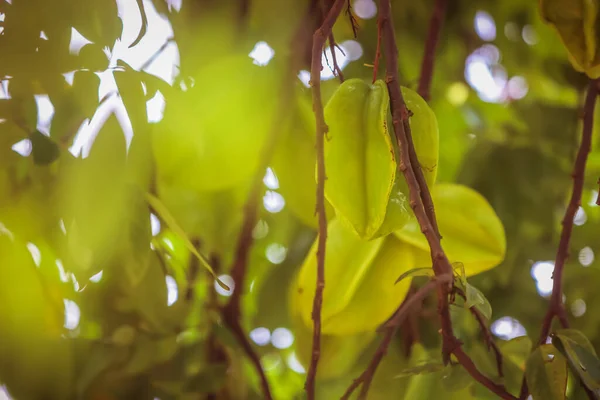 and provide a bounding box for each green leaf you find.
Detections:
[111,325,137,346]
[182,364,229,393]
[539,0,600,78]
[77,44,108,71]
[271,94,334,228]
[30,130,60,165]
[76,343,127,398]
[395,362,445,378]
[552,329,600,392]
[123,334,178,375]
[525,344,568,400]
[464,283,492,321]
[145,192,228,290]
[500,336,532,371]
[401,344,441,399]
[395,183,506,277]
[395,267,434,284]
[442,364,474,392]
[323,79,399,239]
